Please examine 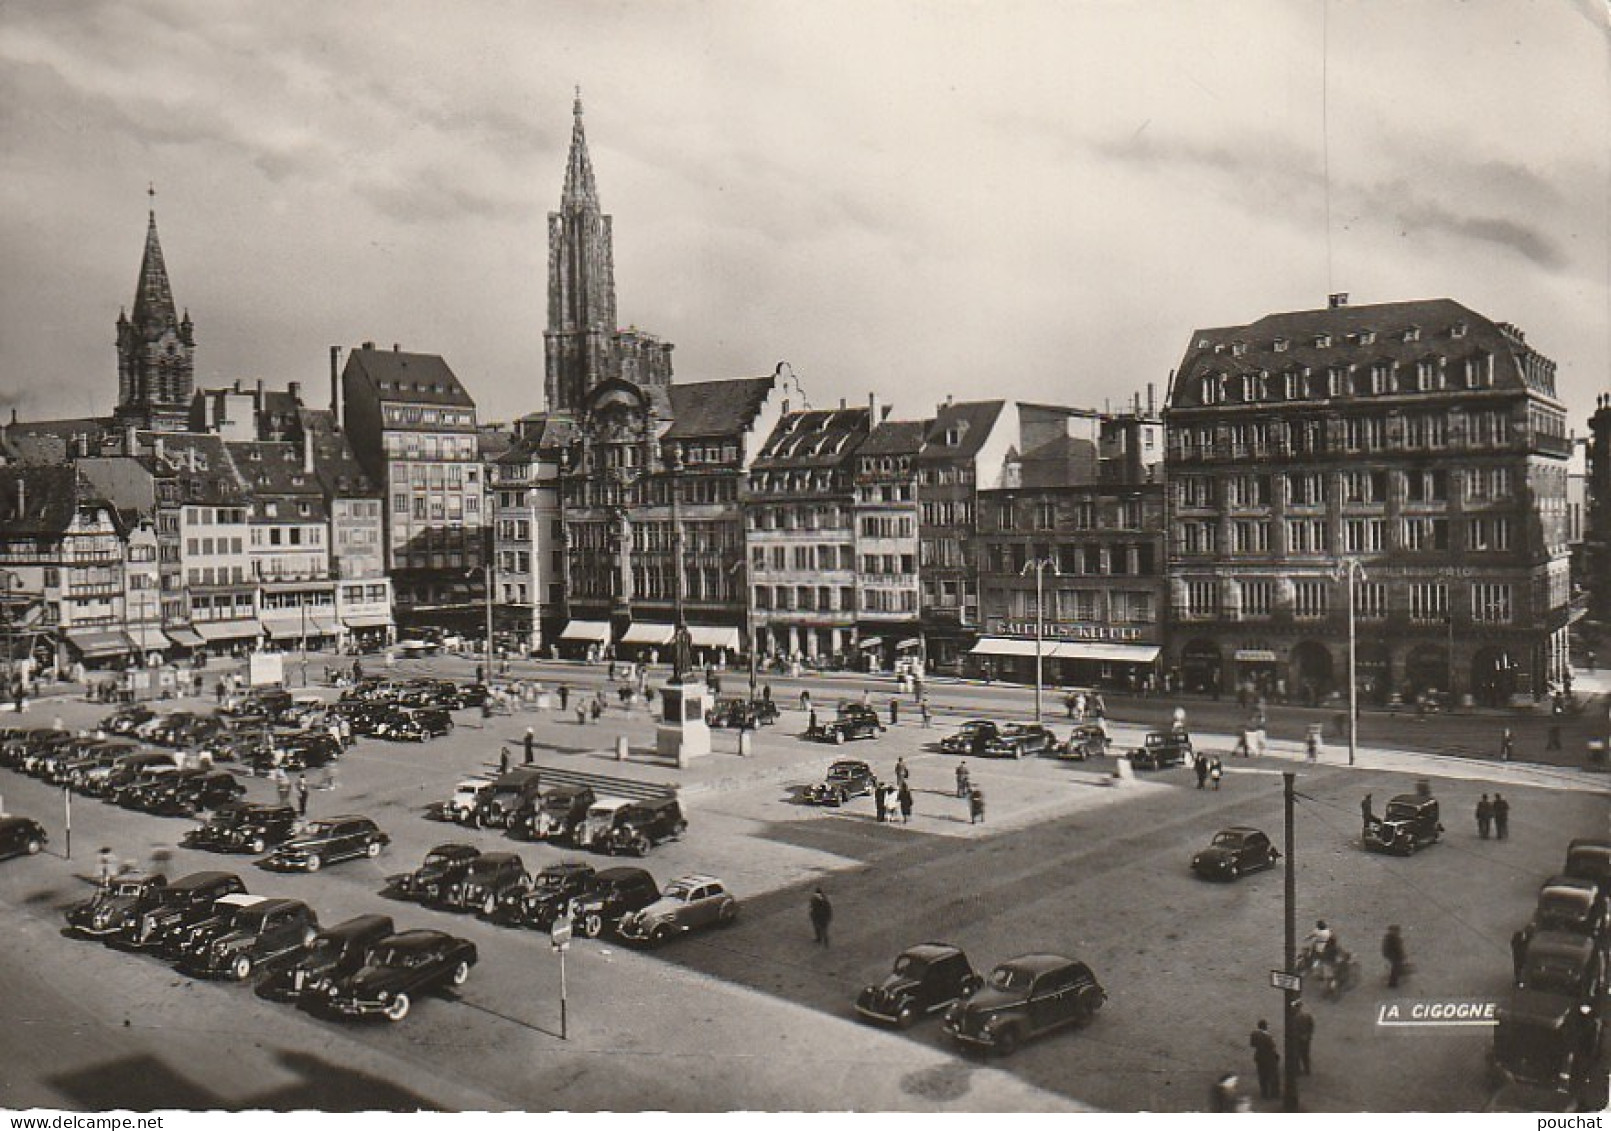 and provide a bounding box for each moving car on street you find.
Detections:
[856,943,982,1028]
[1127,731,1192,770]
[1191,827,1281,881]
[808,703,885,745]
[942,954,1106,1056]
[1362,794,1444,855]
[0,815,48,859]
[617,874,738,945]
[260,815,389,873]
[804,760,876,806]
[316,930,477,1023]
